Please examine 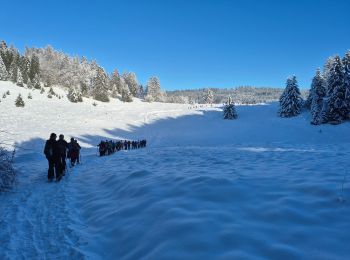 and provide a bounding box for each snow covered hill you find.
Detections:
[1,81,350,259]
